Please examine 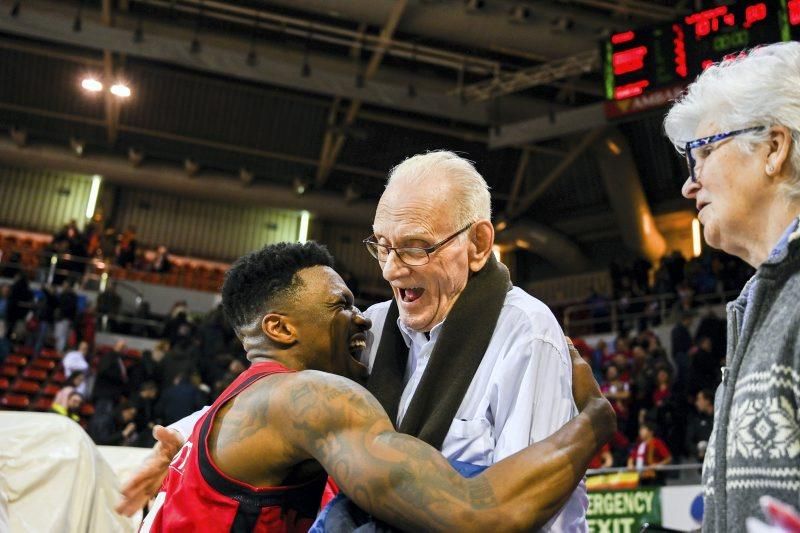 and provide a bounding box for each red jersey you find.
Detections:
[140,362,327,533]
